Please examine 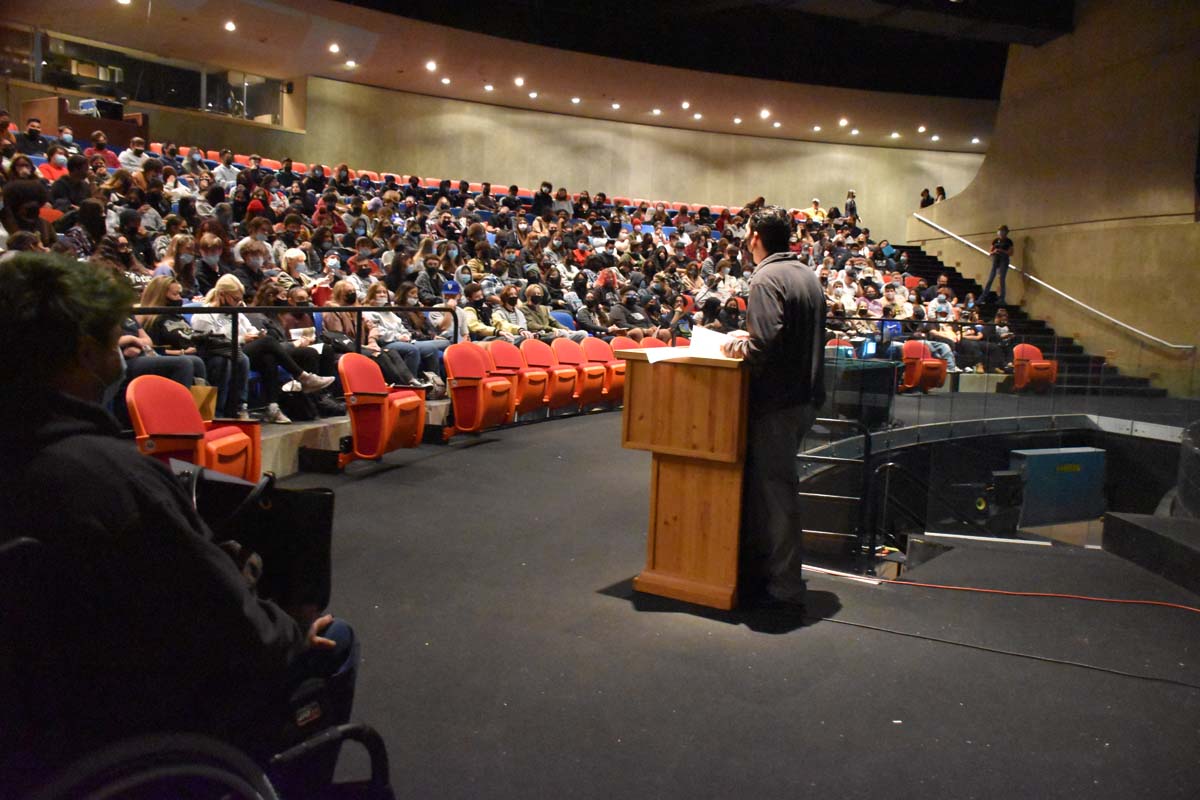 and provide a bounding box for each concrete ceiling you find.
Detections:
[5,0,998,152]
